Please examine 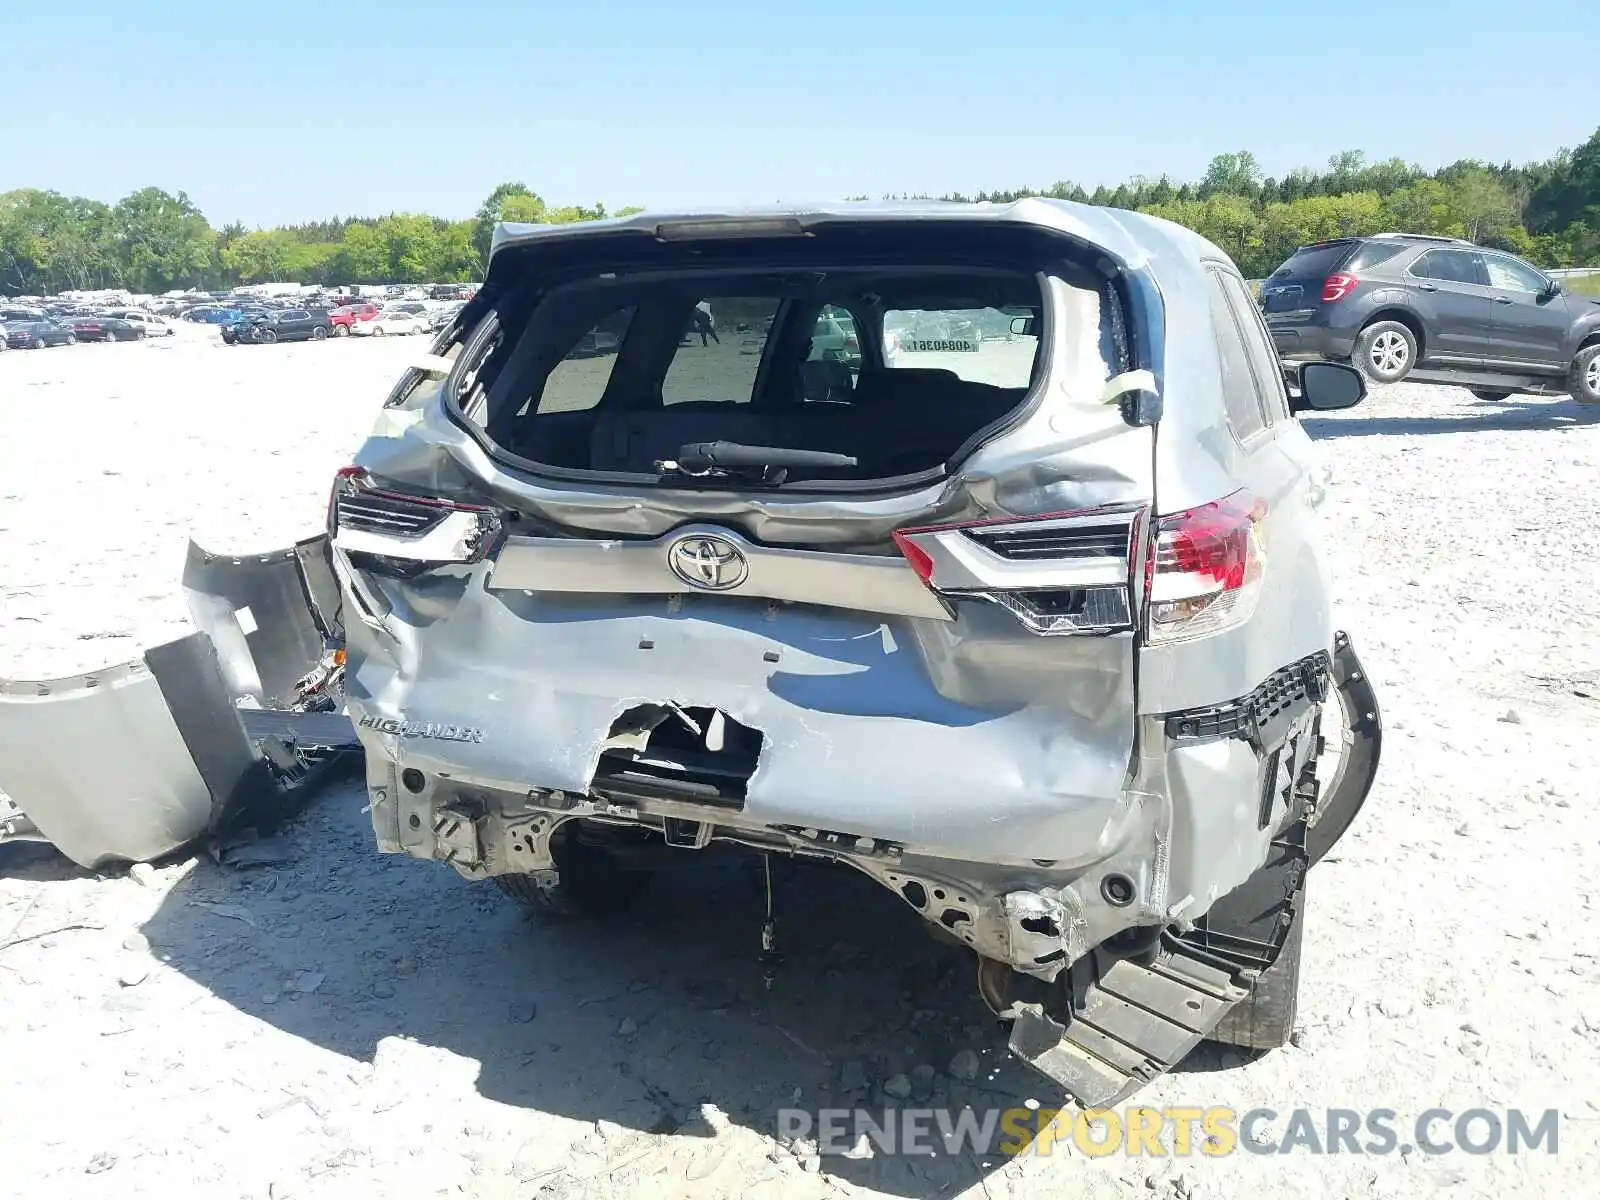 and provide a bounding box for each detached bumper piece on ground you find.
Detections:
[0,536,357,870]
